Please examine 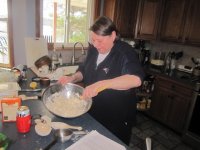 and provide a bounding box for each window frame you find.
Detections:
[0,0,14,68]
[35,0,101,50]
